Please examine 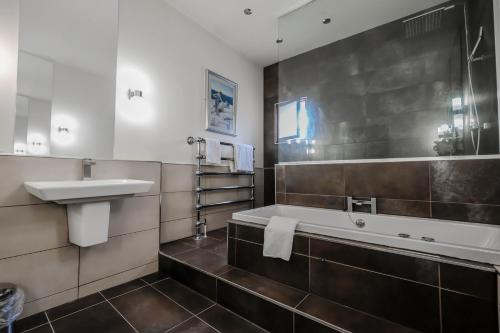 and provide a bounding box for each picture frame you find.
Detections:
[205,70,238,136]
